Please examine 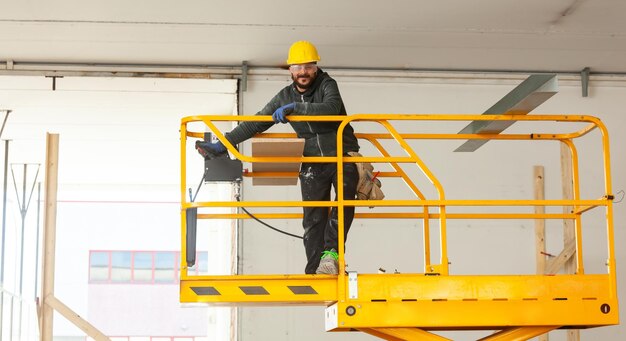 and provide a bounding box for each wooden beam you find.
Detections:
[534,166,547,274]
[534,165,550,341]
[545,240,576,275]
[41,133,59,341]
[46,295,110,341]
